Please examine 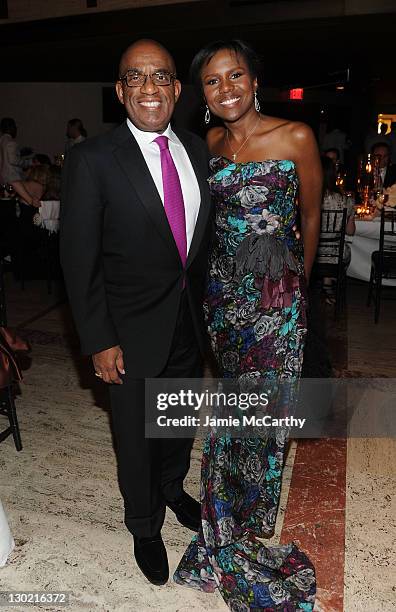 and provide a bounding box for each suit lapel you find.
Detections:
[112,123,180,261]
[174,128,212,268]
[112,122,211,268]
